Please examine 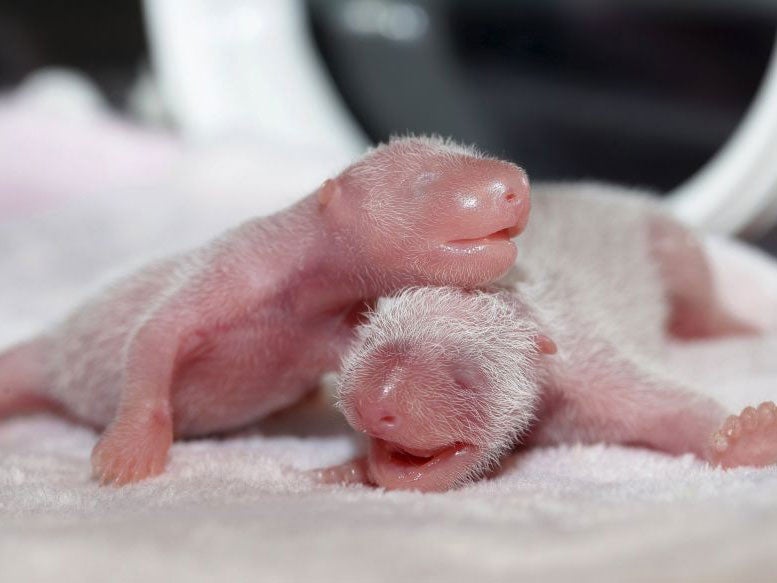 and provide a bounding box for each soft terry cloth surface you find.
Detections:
[3,144,777,583]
